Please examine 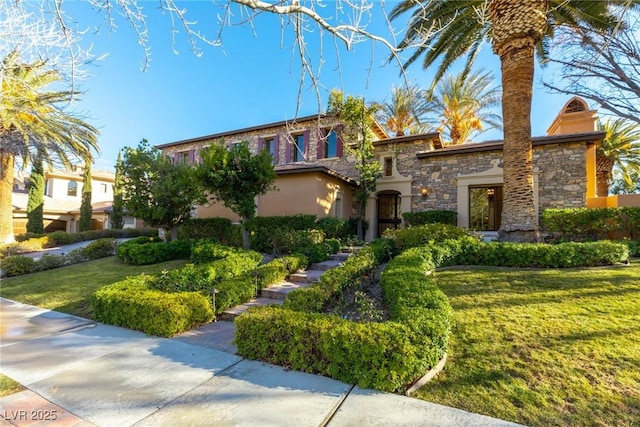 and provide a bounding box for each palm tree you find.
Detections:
[427,70,501,145]
[391,0,632,242]
[0,51,98,243]
[596,118,640,196]
[376,84,430,137]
